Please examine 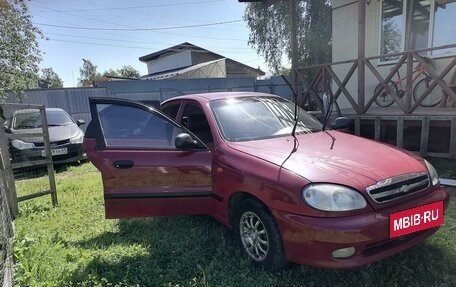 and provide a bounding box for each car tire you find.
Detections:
[234,198,287,271]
